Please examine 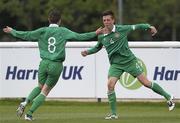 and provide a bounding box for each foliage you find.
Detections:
[0,0,180,41]
[123,0,180,41]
